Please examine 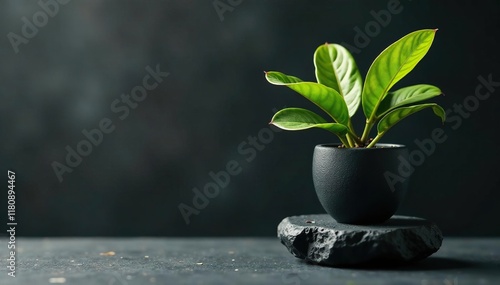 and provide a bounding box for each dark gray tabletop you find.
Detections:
[1,238,499,285]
